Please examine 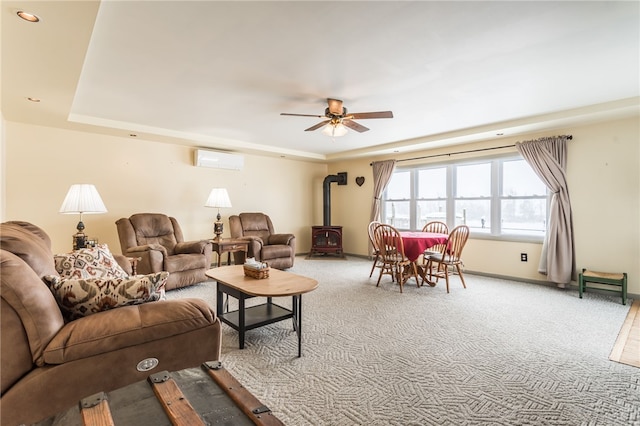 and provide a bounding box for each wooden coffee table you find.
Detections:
[205,265,318,357]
